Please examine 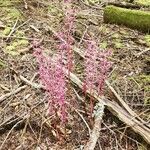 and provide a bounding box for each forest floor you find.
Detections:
[0,0,150,150]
